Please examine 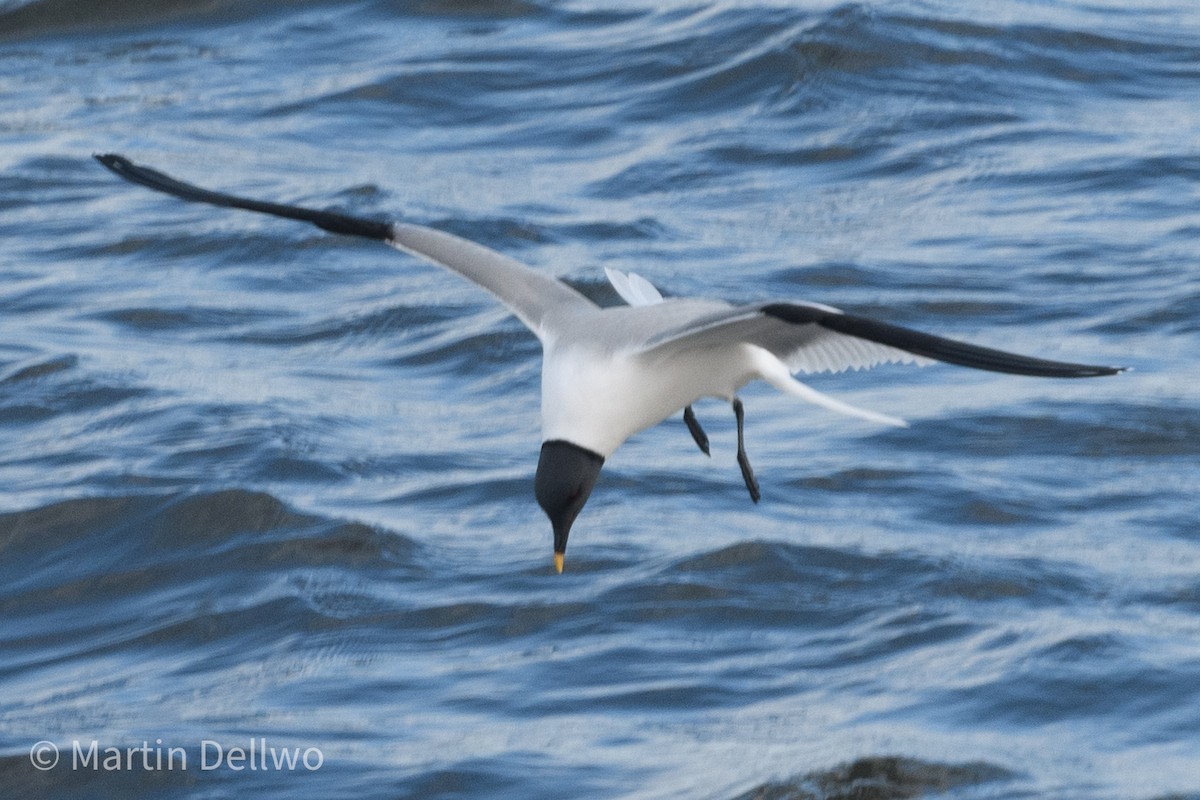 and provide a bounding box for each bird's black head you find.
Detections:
[534,440,604,573]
